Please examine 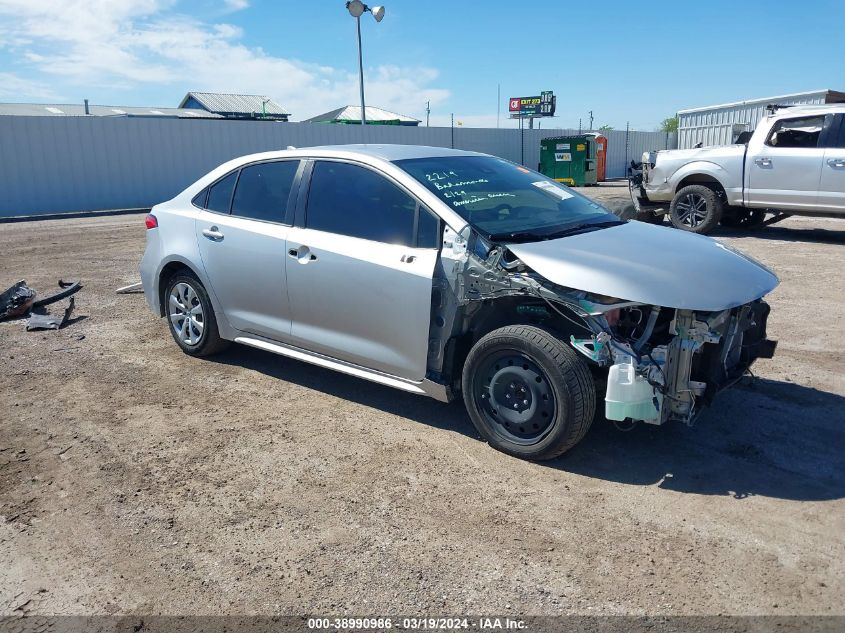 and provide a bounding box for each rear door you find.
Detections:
[746,114,828,210]
[818,114,845,214]
[285,159,440,381]
[195,160,301,340]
